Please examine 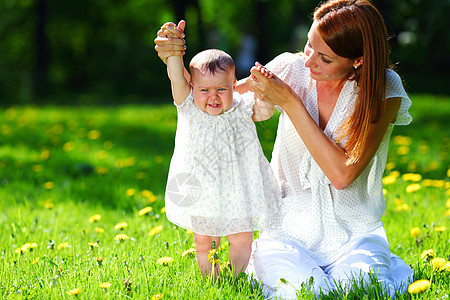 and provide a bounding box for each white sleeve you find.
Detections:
[386,69,412,126]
